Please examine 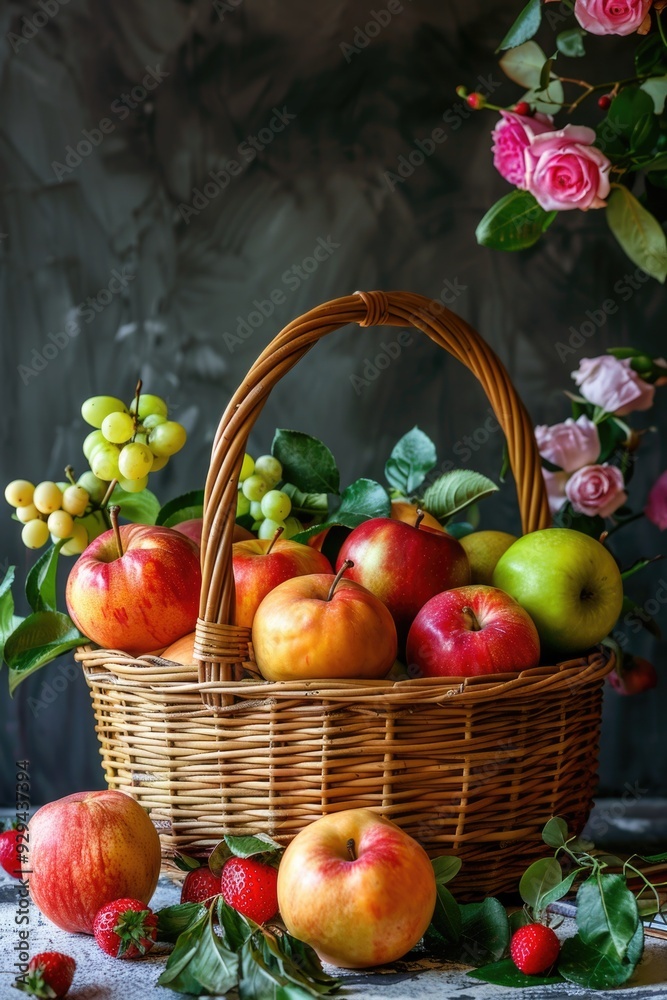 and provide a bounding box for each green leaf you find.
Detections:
[553,502,605,539]
[25,541,64,613]
[631,112,660,157]
[497,0,542,51]
[207,839,233,876]
[173,853,204,873]
[608,87,656,142]
[0,567,18,663]
[508,908,531,935]
[638,851,667,863]
[641,76,667,114]
[157,913,212,993]
[189,913,239,994]
[522,78,565,115]
[157,902,208,942]
[500,40,546,86]
[559,920,643,989]
[476,191,557,251]
[239,927,340,1000]
[293,478,390,543]
[621,555,662,581]
[429,884,462,946]
[596,417,629,463]
[423,470,498,521]
[224,833,283,859]
[431,855,462,885]
[109,484,160,524]
[538,869,582,911]
[443,521,475,539]
[456,898,510,966]
[519,858,563,911]
[539,57,554,94]
[542,817,569,849]
[636,33,667,77]
[576,874,639,959]
[556,28,585,57]
[620,595,661,638]
[5,612,86,694]
[280,483,328,519]
[217,897,253,951]
[468,958,564,987]
[272,430,340,495]
[384,426,437,495]
[156,490,204,527]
